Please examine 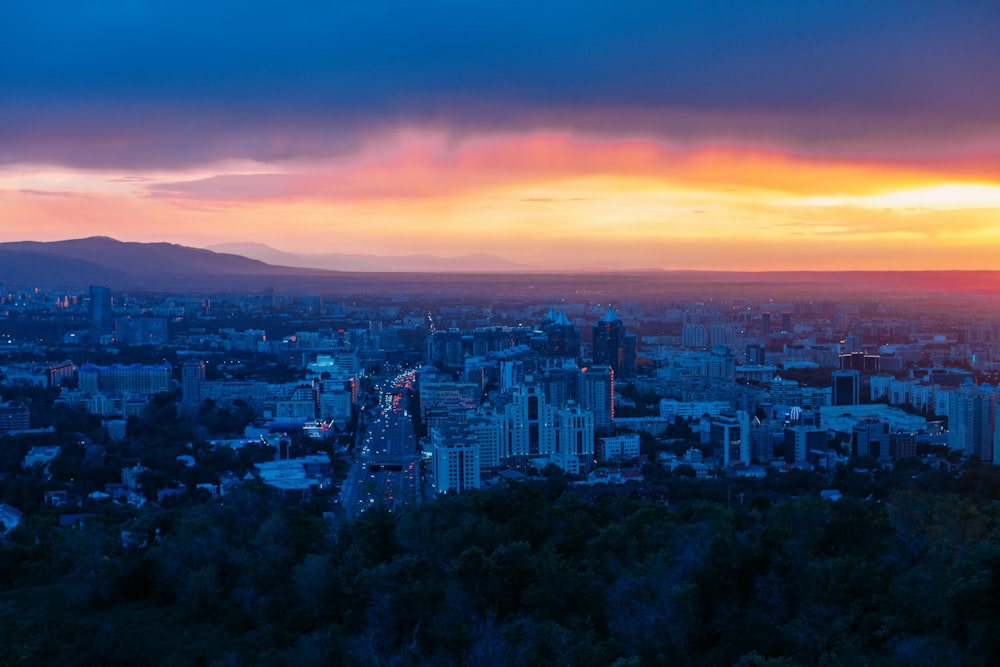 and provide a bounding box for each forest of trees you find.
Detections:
[2,464,1000,666]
